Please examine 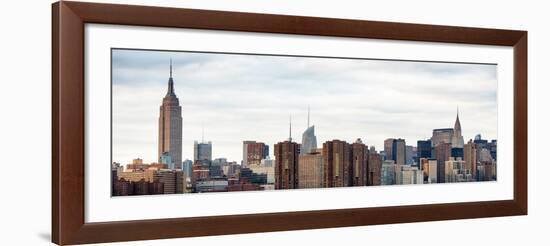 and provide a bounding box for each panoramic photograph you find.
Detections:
[111,48,498,196]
